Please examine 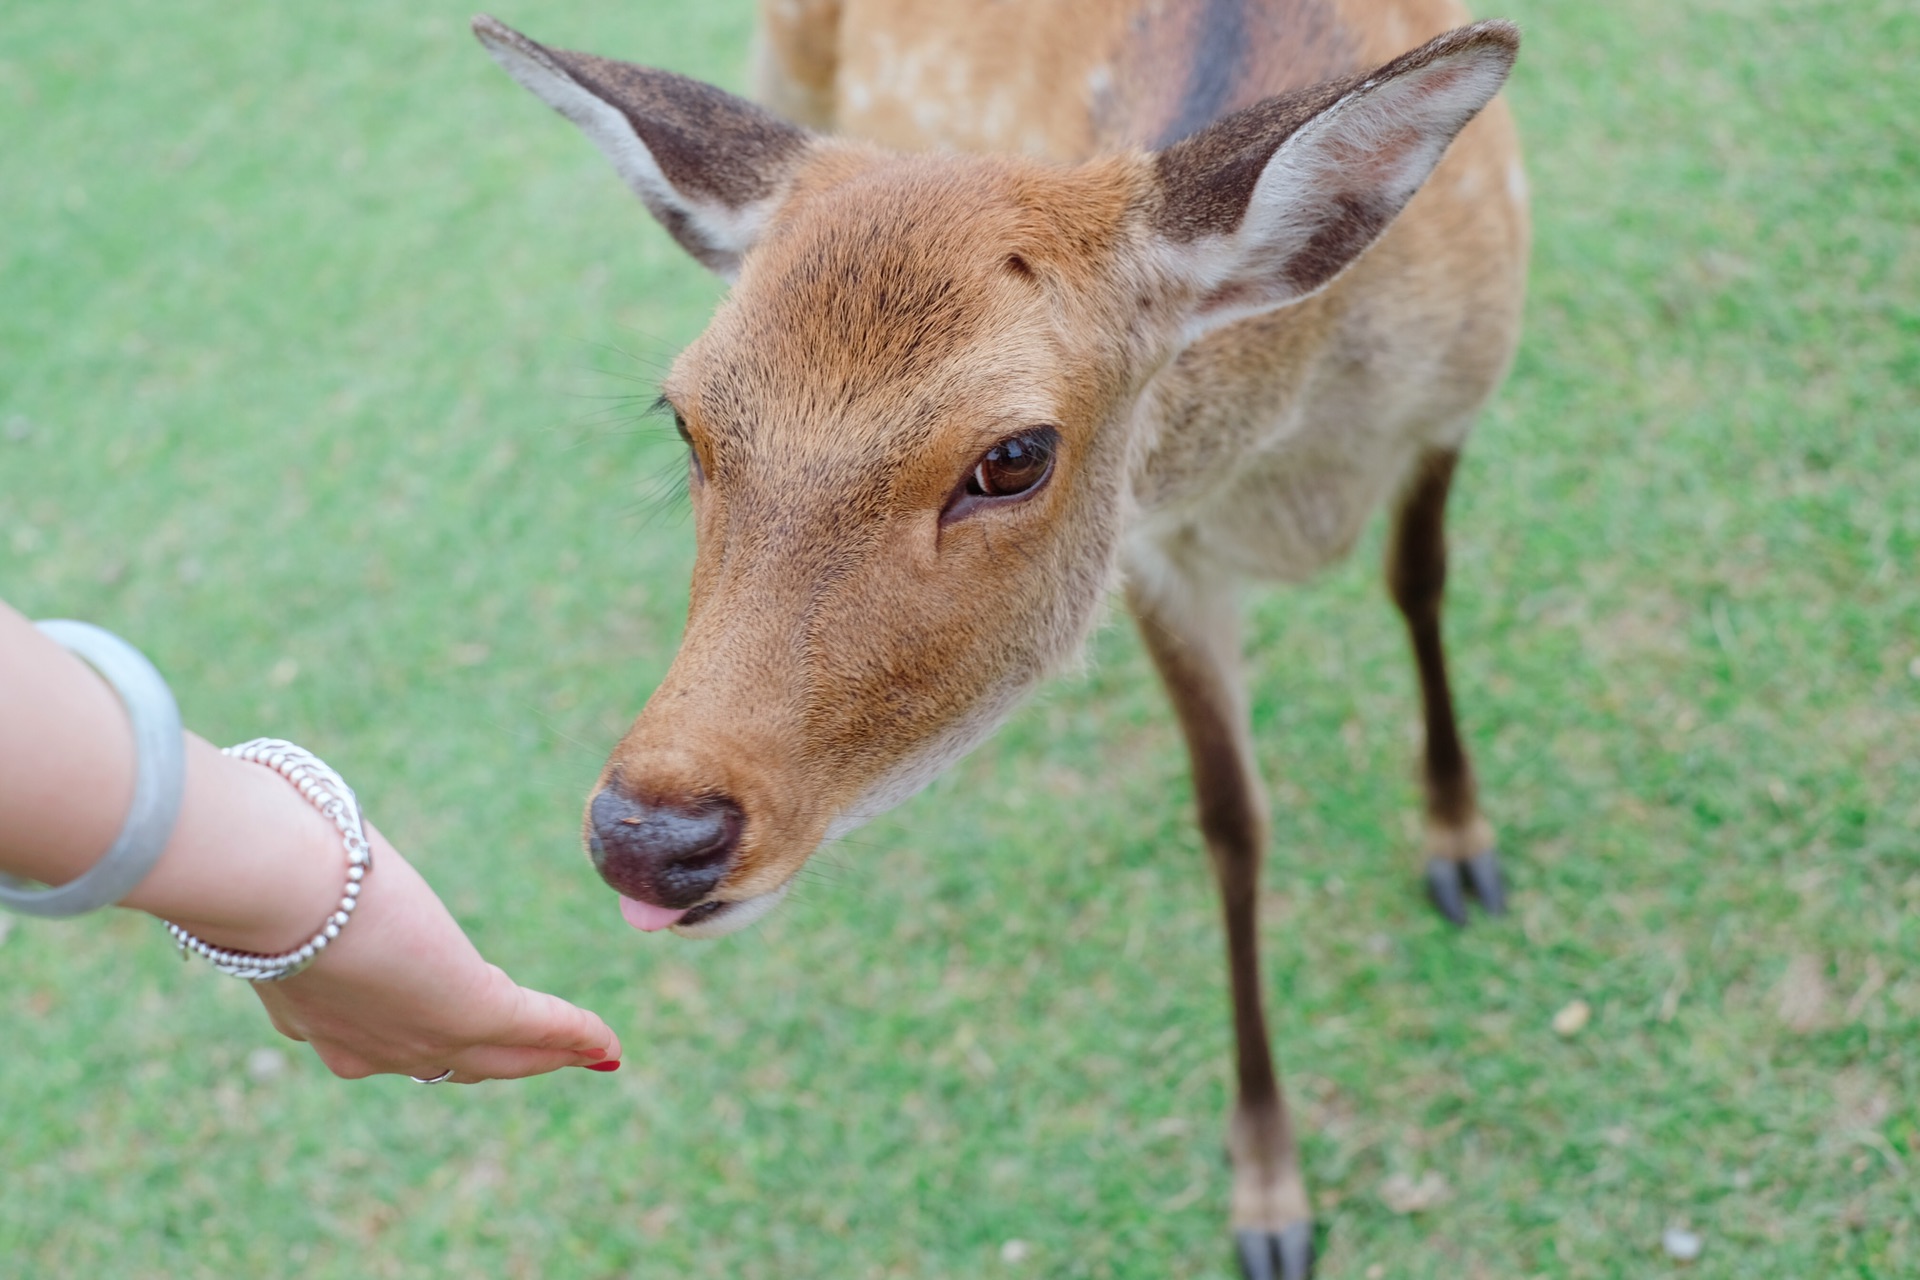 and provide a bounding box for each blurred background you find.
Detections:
[1,1,1914,1276]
